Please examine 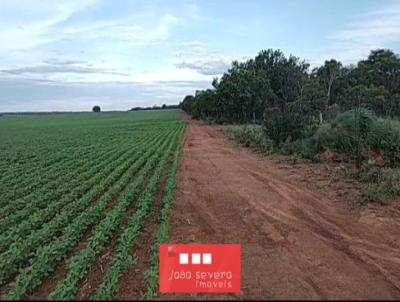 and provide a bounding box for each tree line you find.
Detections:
[130,104,180,111]
[180,49,400,145]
